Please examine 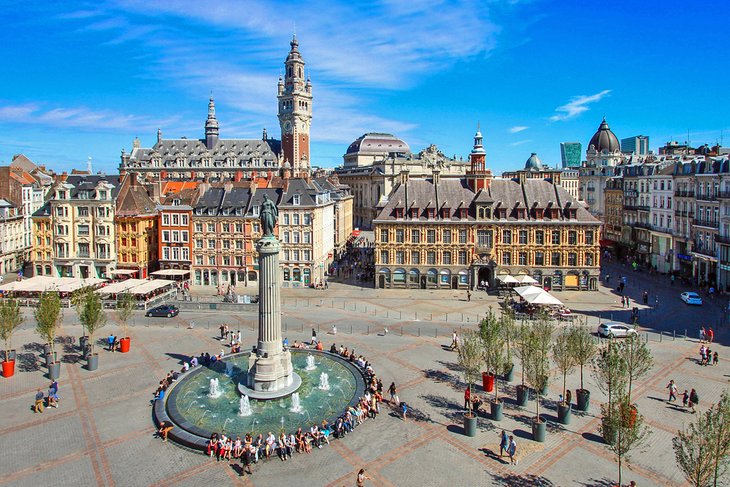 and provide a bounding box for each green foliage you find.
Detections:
[524,316,554,420]
[568,322,597,390]
[457,330,483,415]
[600,395,651,486]
[673,392,730,487]
[479,308,509,401]
[501,309,516,363]
[618,334,653,402]
[592,338,627,411]
[514,319,534,386]
[0,298,23,358]
[552,327,576,402]
[77,288,106,354]
[35,291,61,357]
[116,292,136,337]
